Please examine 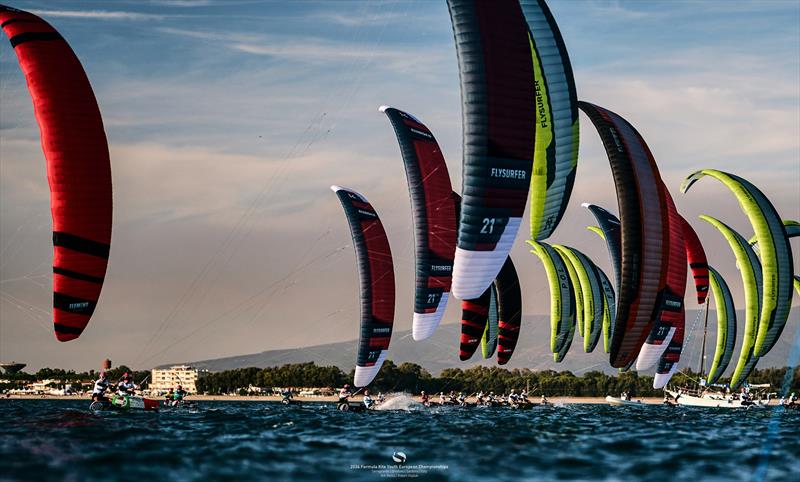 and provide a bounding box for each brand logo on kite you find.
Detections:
[489,168,526,180]
[392,452,407,465]
[409,127,432,139]
[534,80,549,128]
[430,265,451,272]
[69,301,90,310]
